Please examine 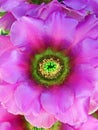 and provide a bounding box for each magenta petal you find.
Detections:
[80,38,98,63]
[89,81,98,114]
[68,71,94,98]
[74,15,98,45]
[0,122,11,130]
[77,116,98,130]
[0,83,14,103]
[46,12,78,45]
[90,0,98,17]
[0,12,16,30]
[56,97,89,127]
[0,36,30,84]
[25,109,57,128]
[2,96,22,115]
[12,3,38,19]
[0,83,21,114]
[41,86,74,115]
[15,82,41,115]
[10,16,45,51]
[0,36,12,55]
[60,116,98,130]
[0,103,27,130]
[0,49,28,84]
[89,100,98,114]
[60,123,74,130]
[72,38,98,61]
[0,0,25,11]
[63,0,89,10]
